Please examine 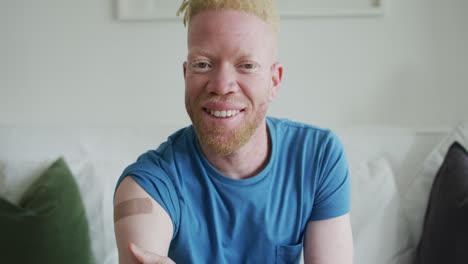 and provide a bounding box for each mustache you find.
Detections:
[198,95,247,106]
